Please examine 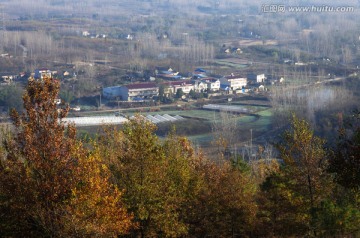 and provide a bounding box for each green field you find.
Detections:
[125,105,274,147]
[241,109,272,130]
[76,104,274,147]
[189,109,273,146]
